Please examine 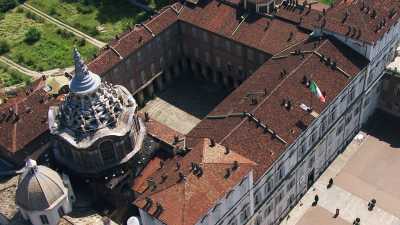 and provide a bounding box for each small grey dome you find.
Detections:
[16,160,66,211]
